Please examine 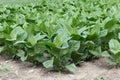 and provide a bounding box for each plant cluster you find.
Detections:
[0,0,120,72]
